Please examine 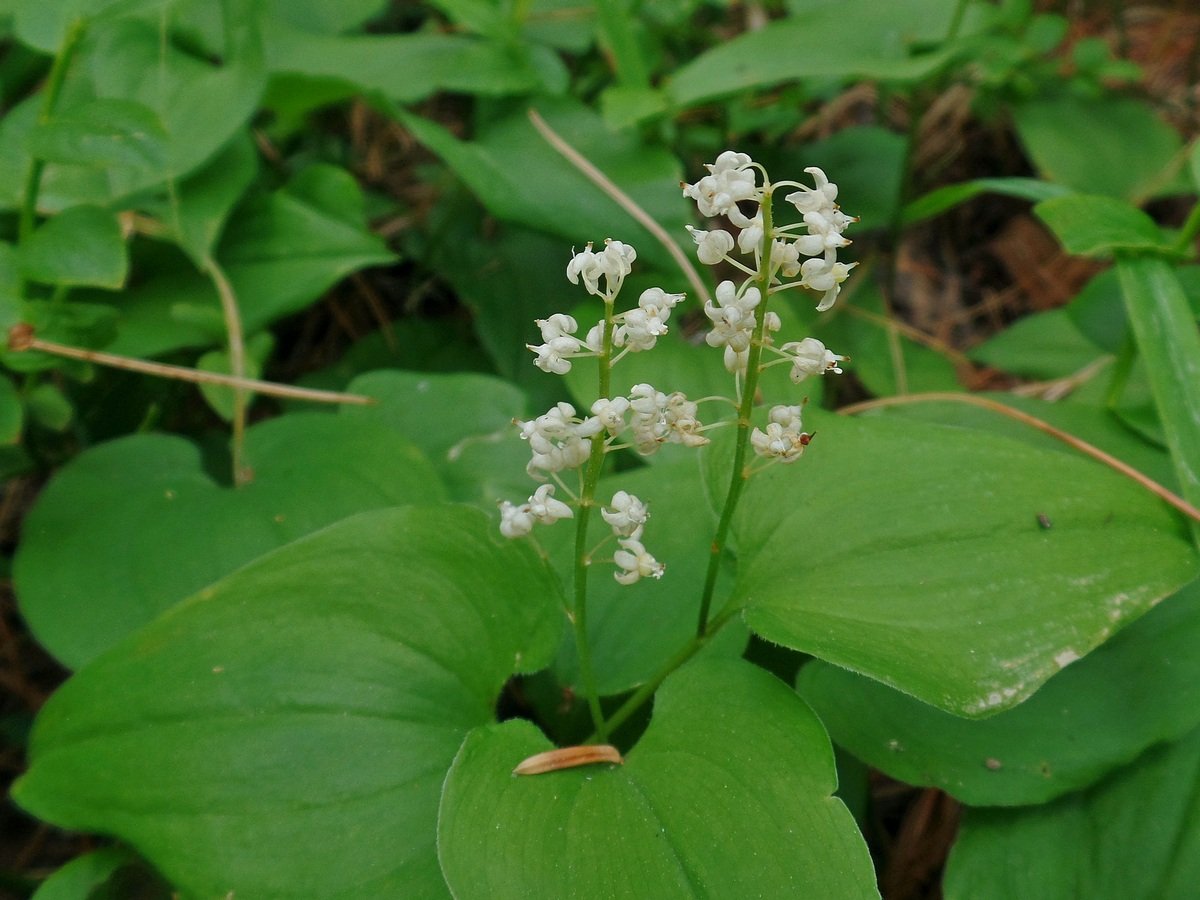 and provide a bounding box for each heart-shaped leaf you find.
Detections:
[438,658,879,899]
[14,506,563,899]
[726,412,1198,716]
[798,579,1200,805]
[943,724,1200,899]
[15,412,445,668]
